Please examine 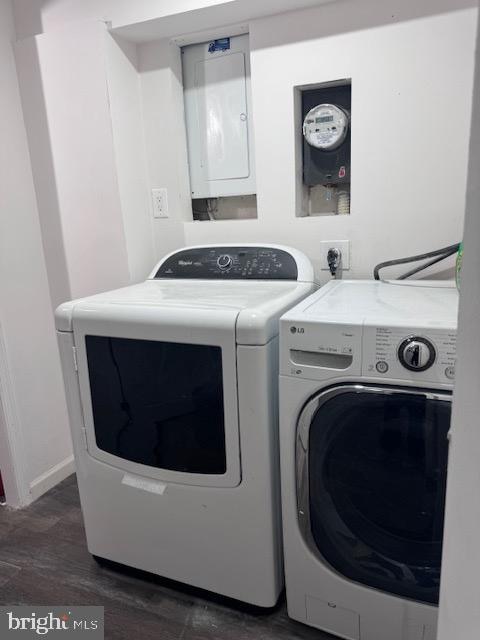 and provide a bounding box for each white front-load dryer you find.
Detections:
[279,280,458,639]
[56,244,316,607]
